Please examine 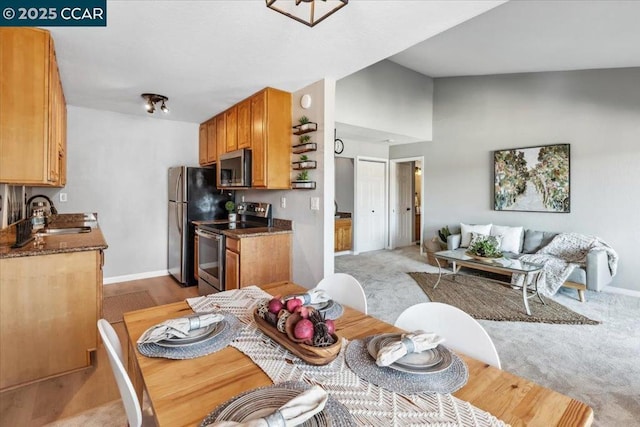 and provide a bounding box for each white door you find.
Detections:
[356,160,386,253]
[394,162,413,247]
